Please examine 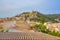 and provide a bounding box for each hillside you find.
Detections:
[0,11,60,38]
[12,11,60,23]
[46,14,60,22]
[0,11,60,32]
[47,14,60,19]
[11,11,46,23]
[0,11,60,31]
